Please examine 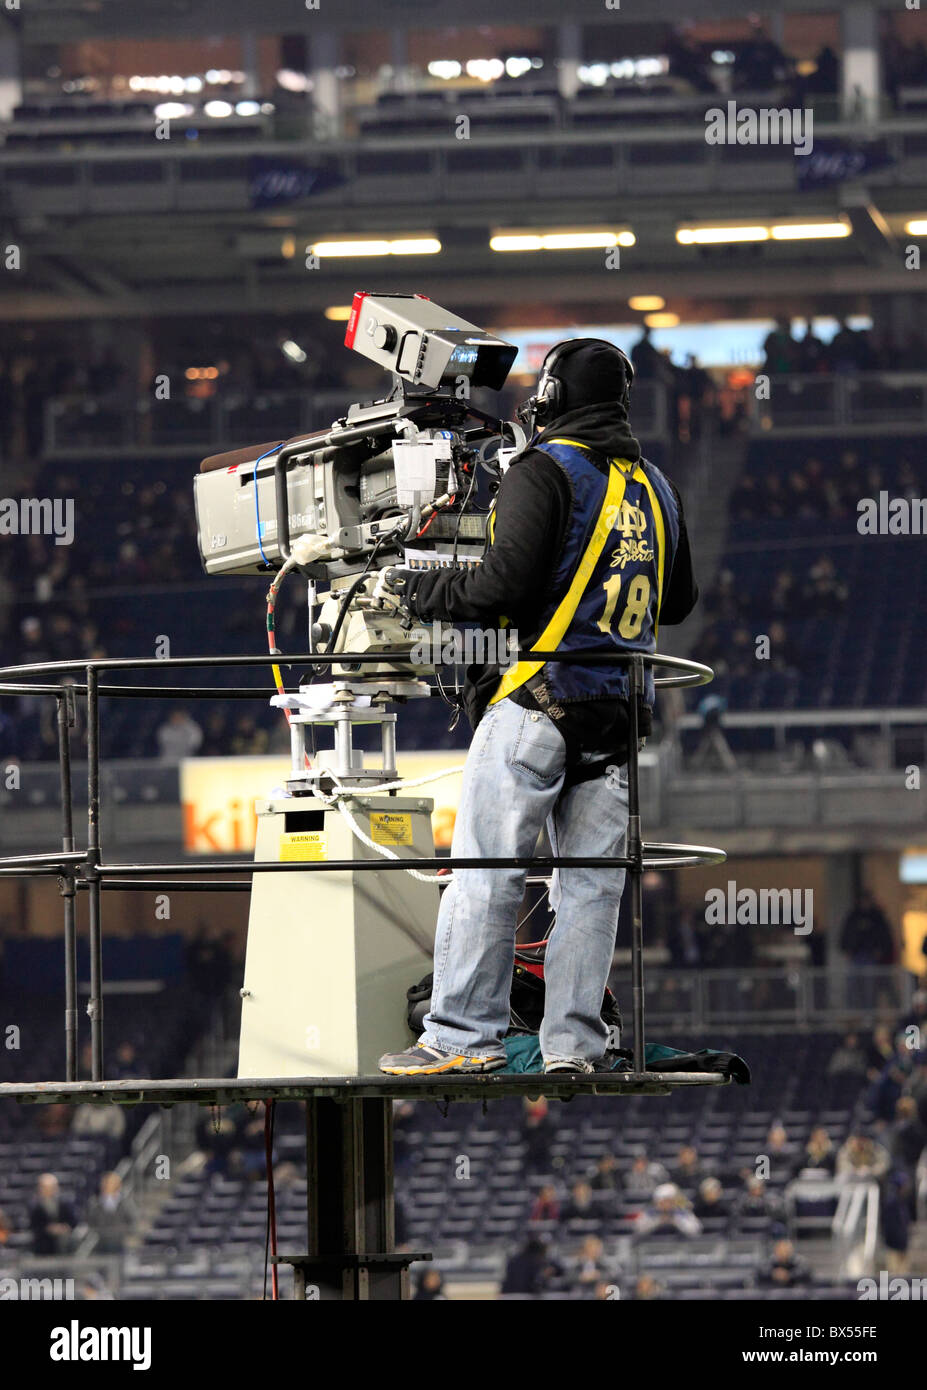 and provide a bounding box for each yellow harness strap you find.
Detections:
[489,449,630,704]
